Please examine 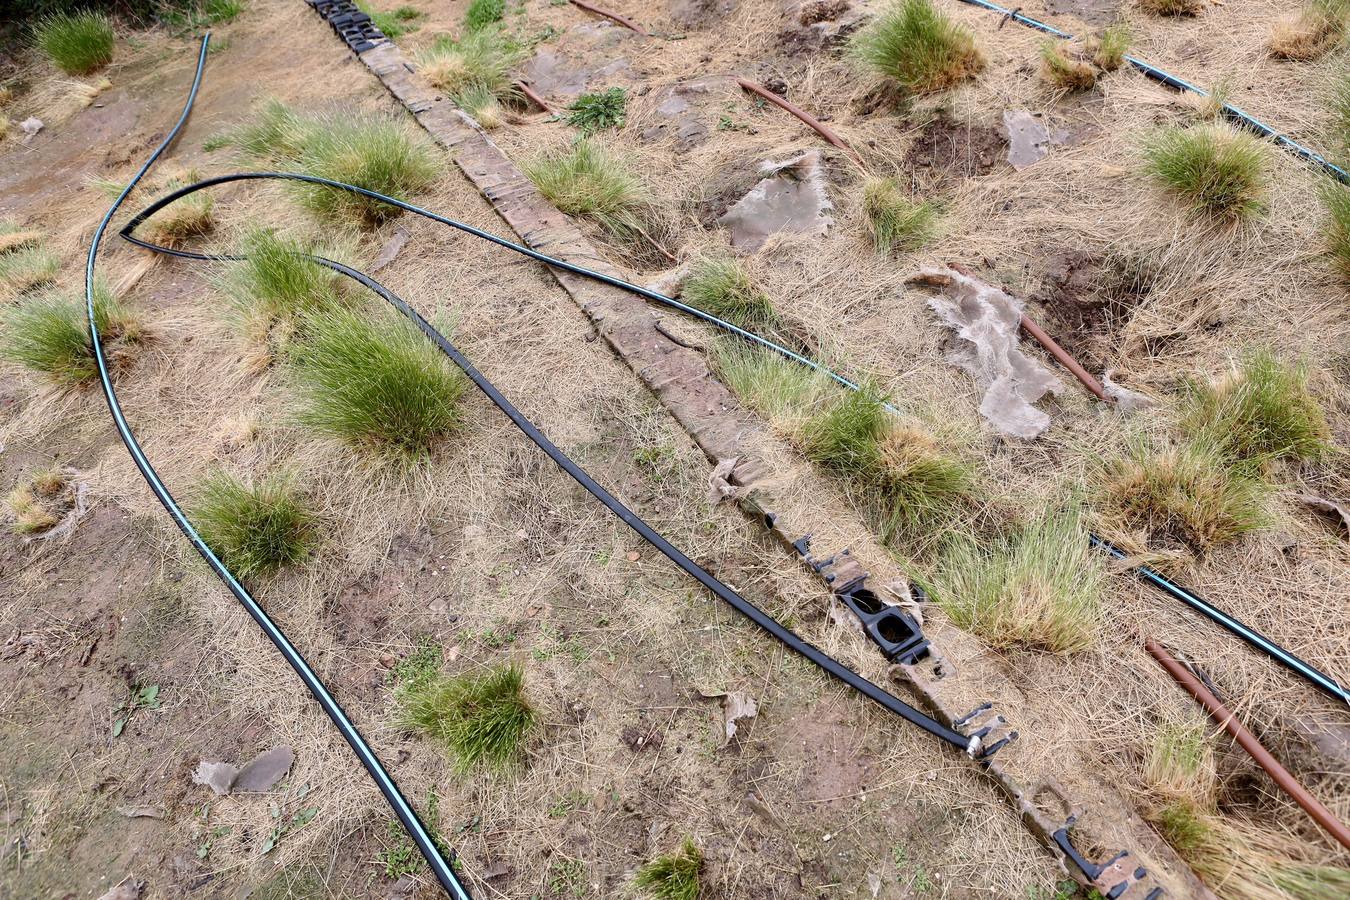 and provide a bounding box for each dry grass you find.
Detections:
[1095,439,1270,554]
[417,29,522,99]
[1321,181,1350,277]
[4,469,71,535]
[1089,23,1132,71]
[931,503,1104,654]
[850,0,984,94]
[1138,0,1204,16]
[1269,0,1350,61]
[143,172,215,247]
[1143,125,1269,220]
[0,242,59,297]
[1039,40,1097,92]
